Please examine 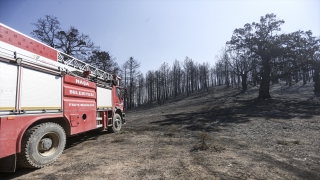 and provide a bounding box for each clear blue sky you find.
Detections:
[0,0,319,74]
